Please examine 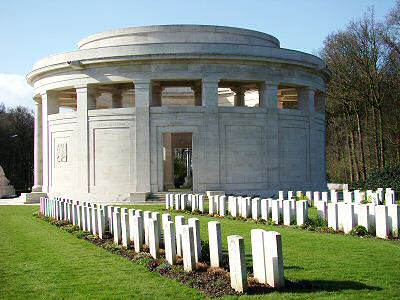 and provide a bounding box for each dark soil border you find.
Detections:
[34,211,275,298]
